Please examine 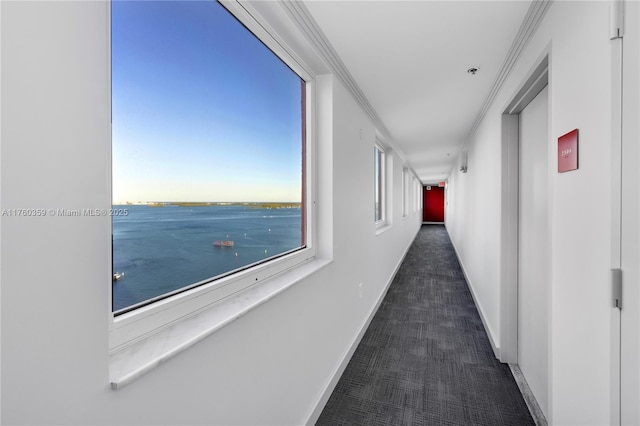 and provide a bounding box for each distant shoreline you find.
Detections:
[115,201,302,209]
